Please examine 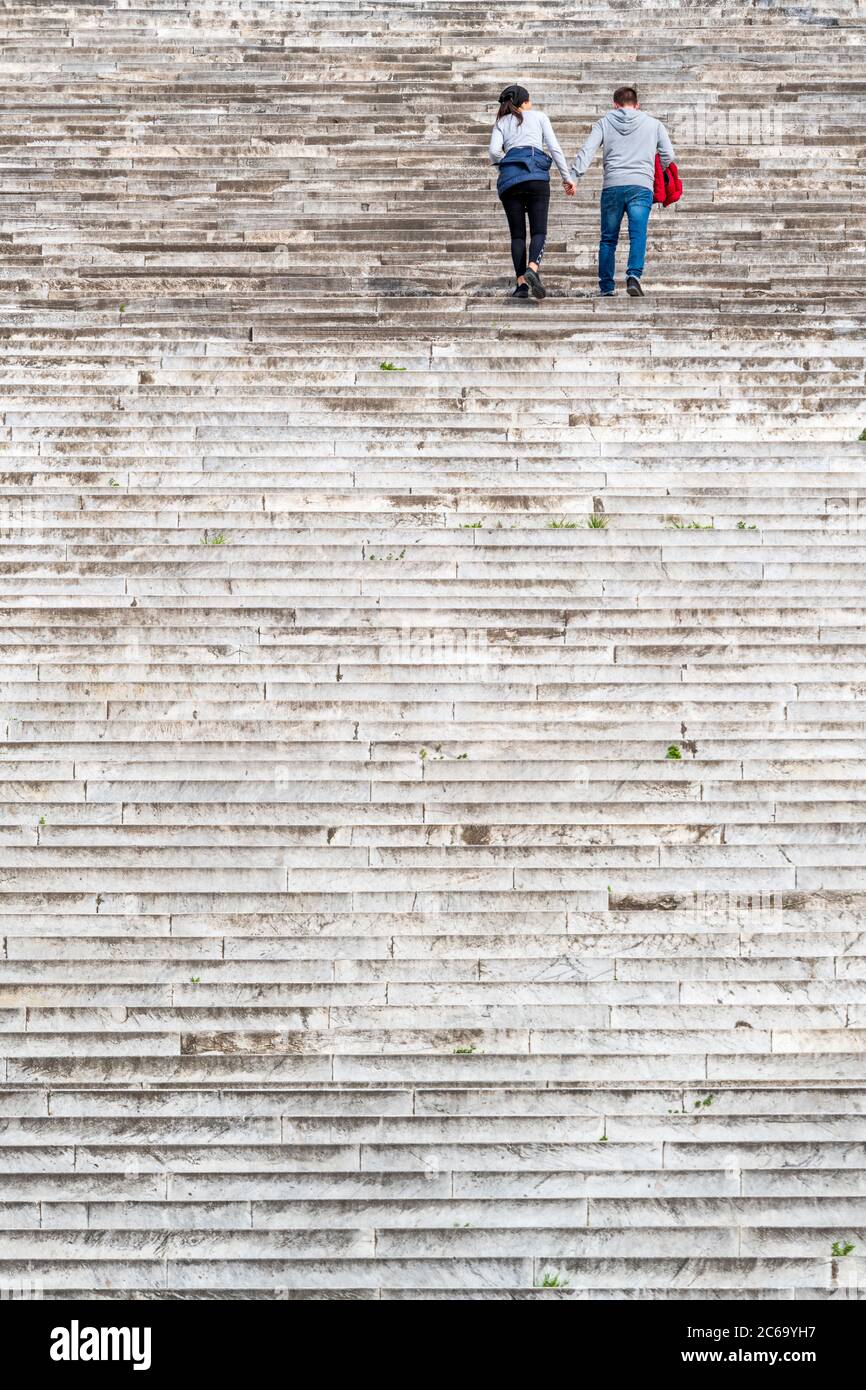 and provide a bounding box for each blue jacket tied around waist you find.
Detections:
[496,145,552,195]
